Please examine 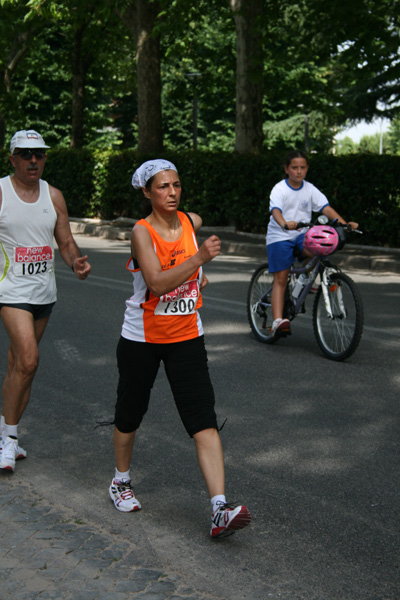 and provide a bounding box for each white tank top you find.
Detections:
[0,175,57,304]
